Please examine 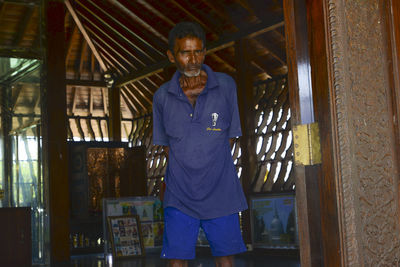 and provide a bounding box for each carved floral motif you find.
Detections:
[326,0,400,266]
